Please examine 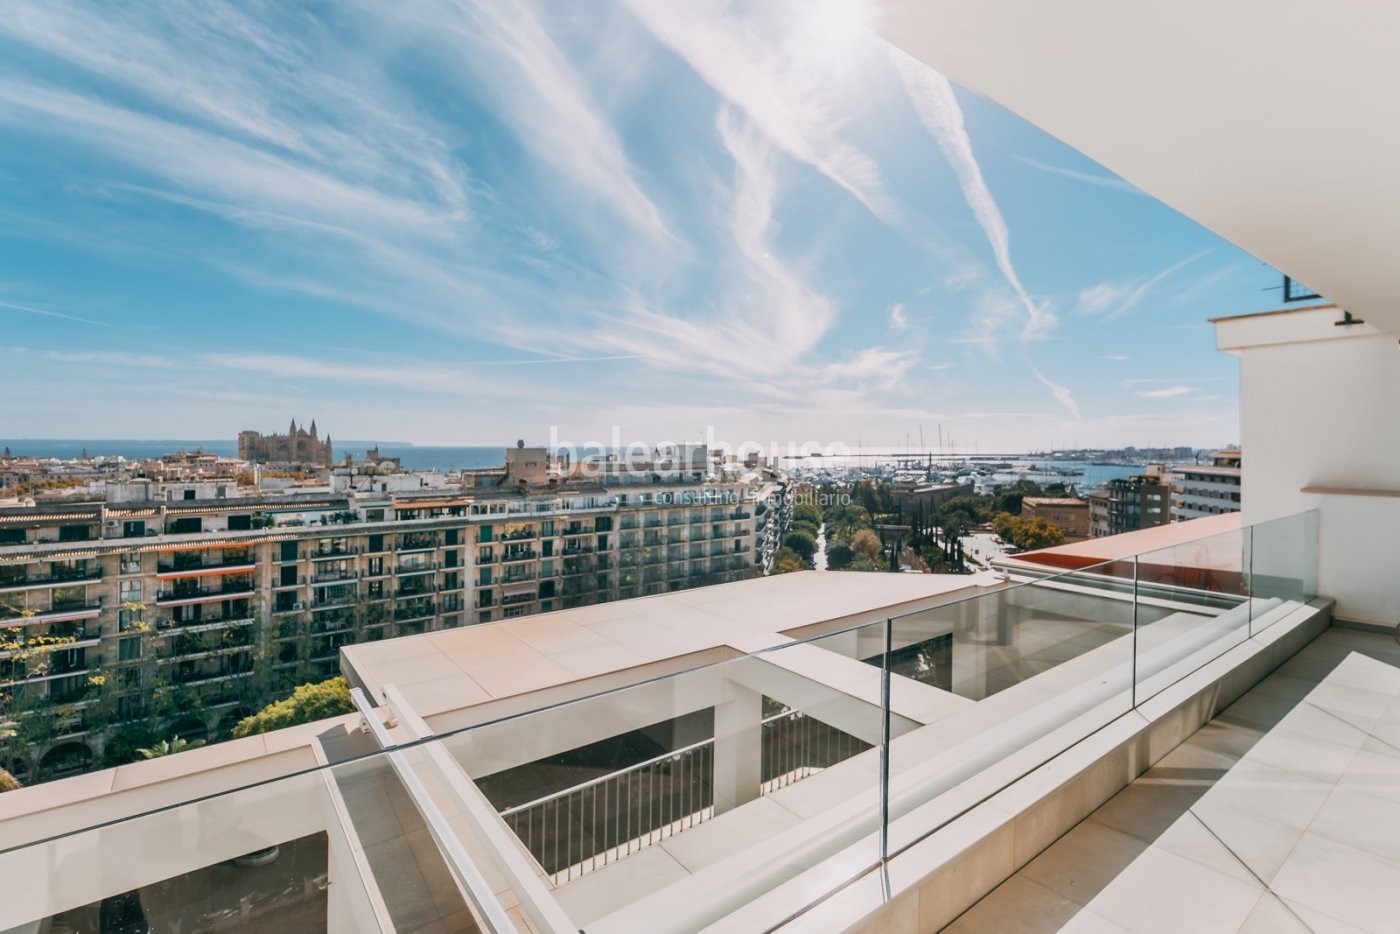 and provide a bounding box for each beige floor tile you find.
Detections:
[1271,832,1400,934]
[1019,819,1148,908]
[944,873,1085,934]
[1237,892,1310,934]
[1085,844,1263,934]
[1186,799,1307,884]
[1308,786,1400,863]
